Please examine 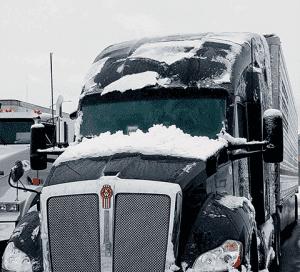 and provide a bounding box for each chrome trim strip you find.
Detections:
[41,177,182,272]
